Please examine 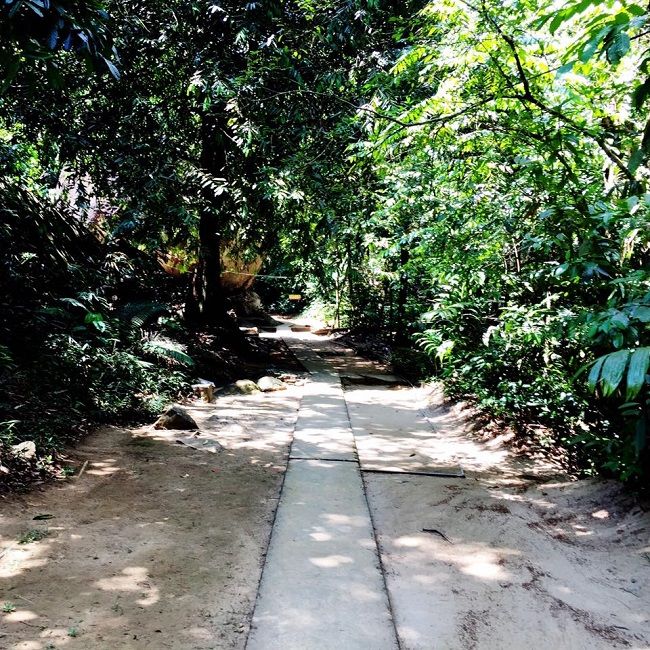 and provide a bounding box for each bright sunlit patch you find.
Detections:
[309,554,353,568]
[95,566,160,606]
[187,626,213,640]
[11,641,41,649]
[347,583,382,602]
[4,609,38,623]
[86,460,121,476]
[137,584,160,606]
[592,509,609,519]
[394,536,422,548]
[434,545,517,582]
[0,546,49,578]
[462,560,506,580]
[321,513,366,527]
